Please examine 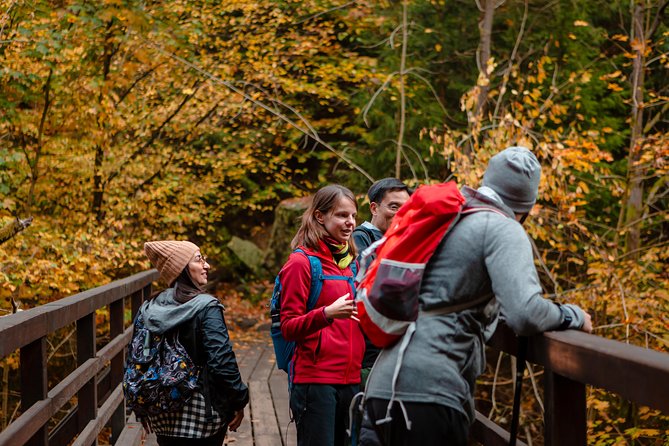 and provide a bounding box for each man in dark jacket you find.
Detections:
[353,177,411,378]
[352,178,410,446]
[364,147,592,445]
